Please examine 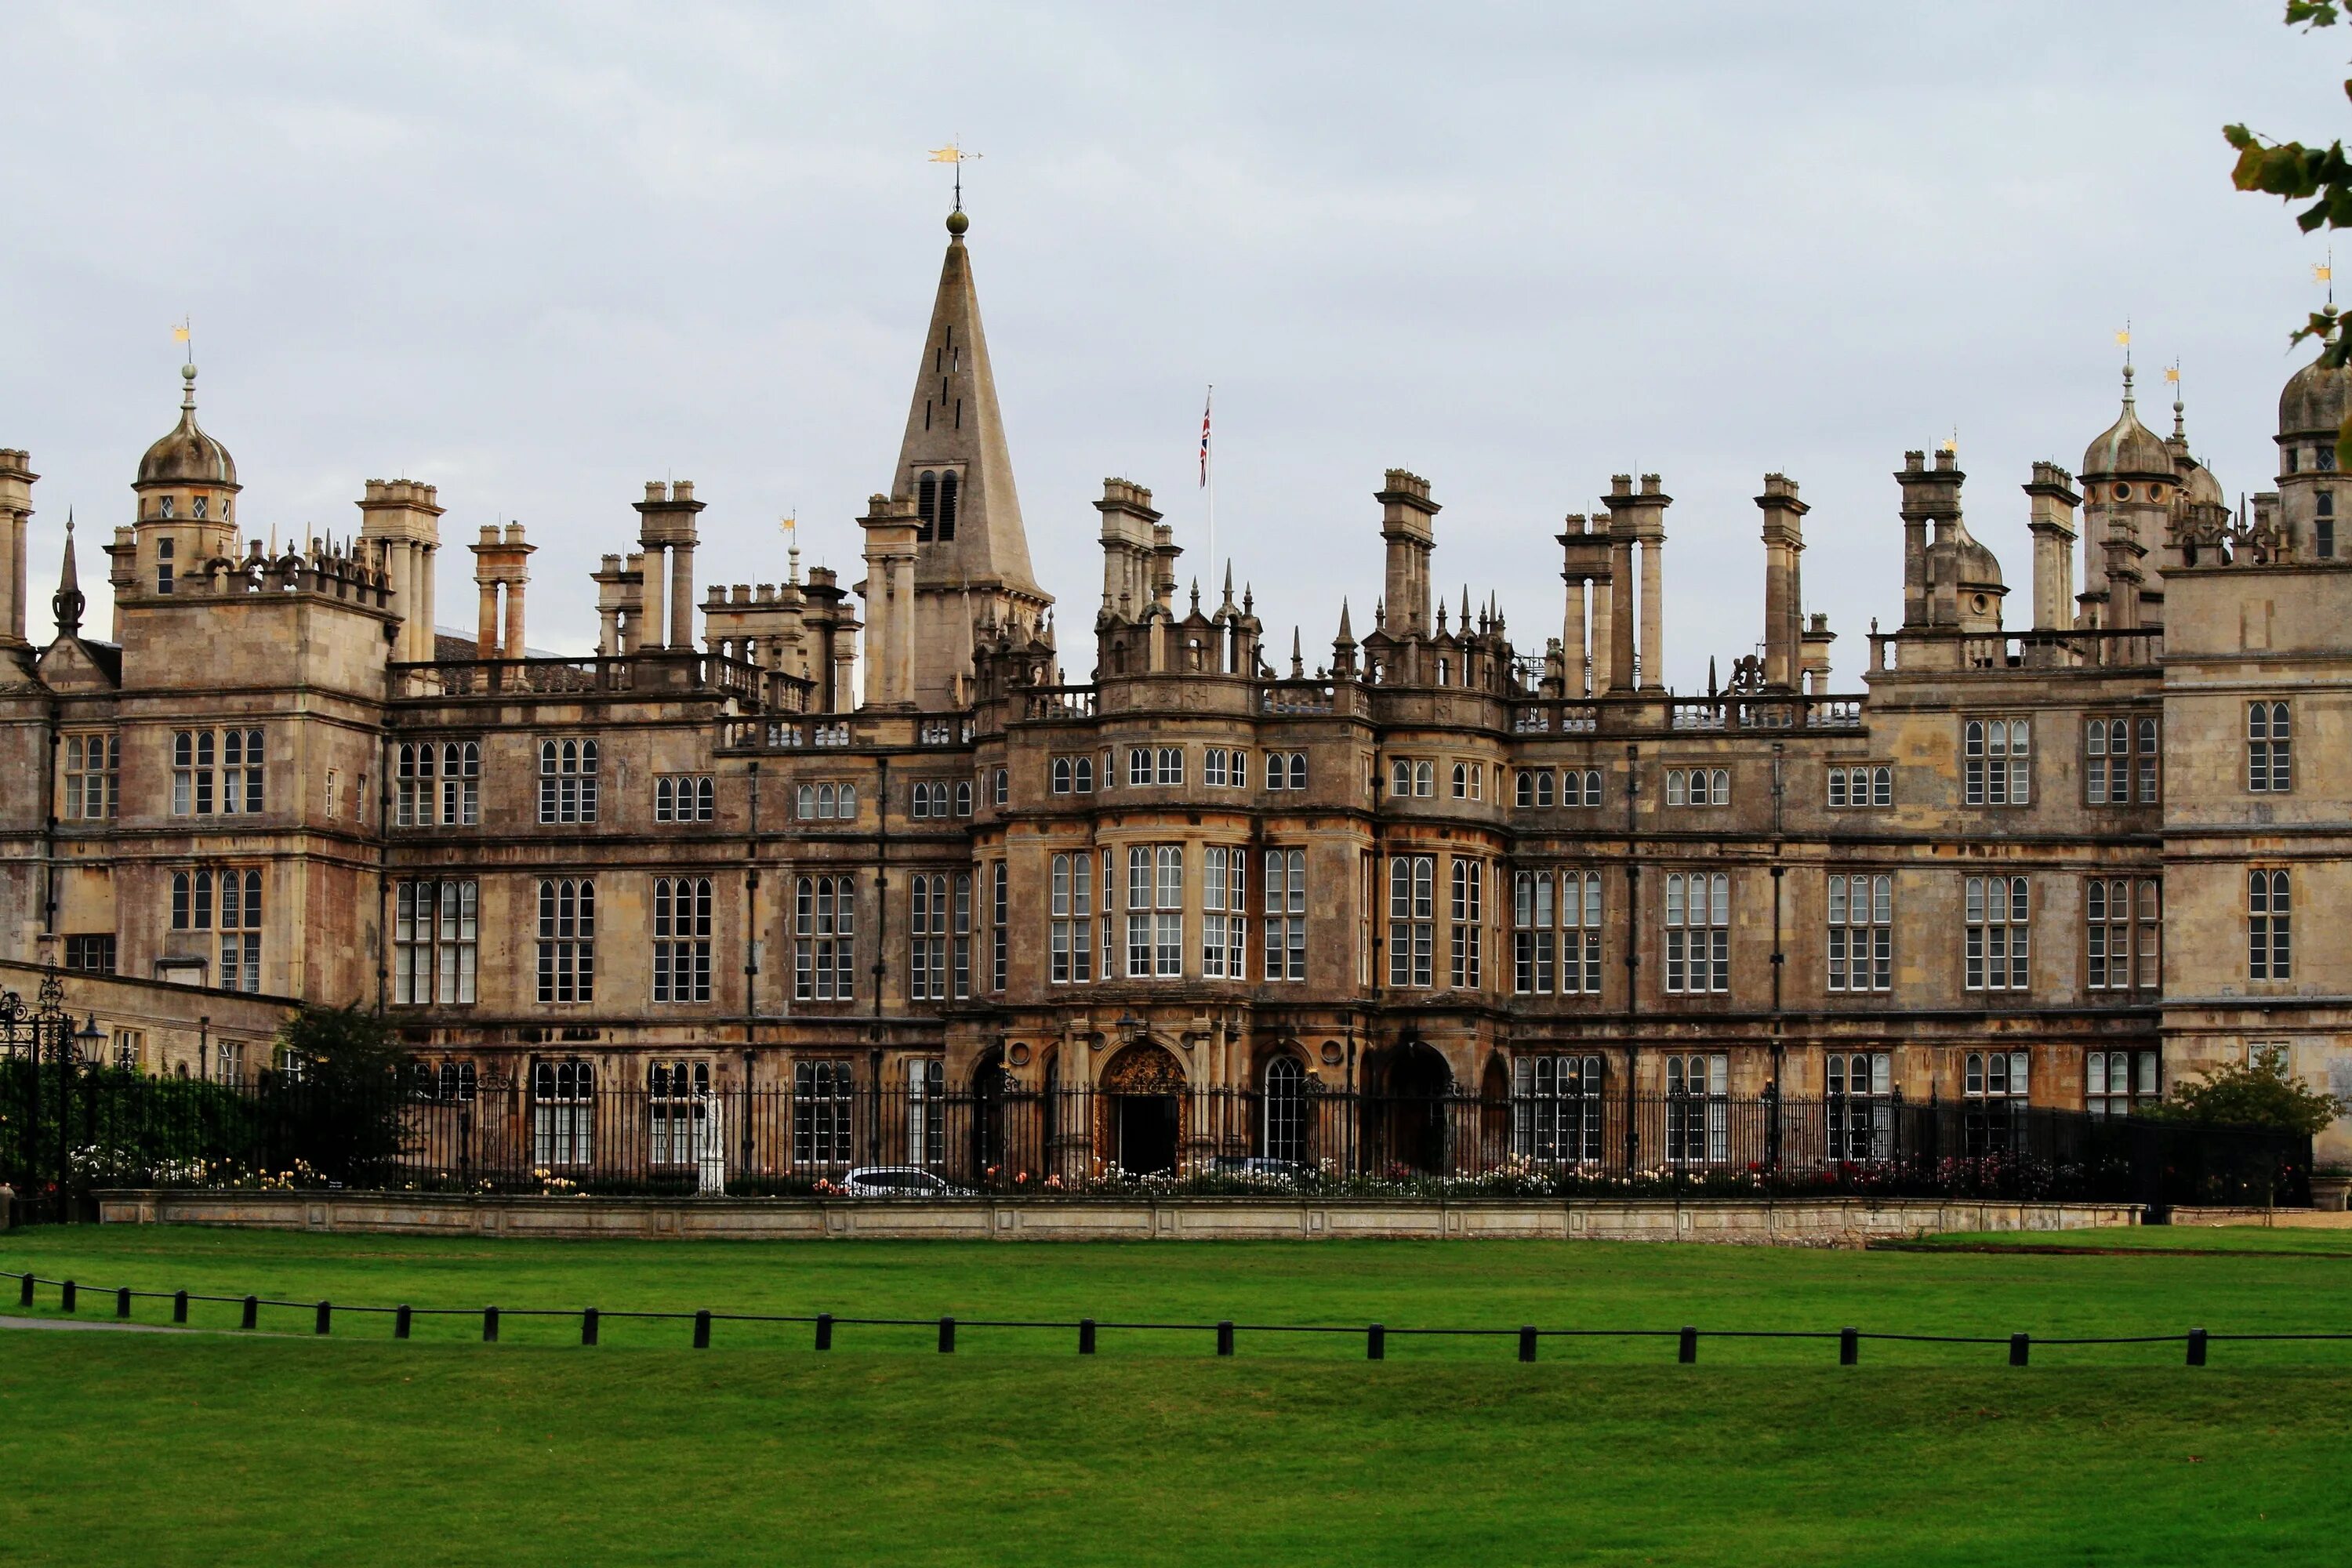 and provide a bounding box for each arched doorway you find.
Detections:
[1368,1040,1454,1176]
[970,1047,1011,1181]
[1101,1043,1186,1176]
